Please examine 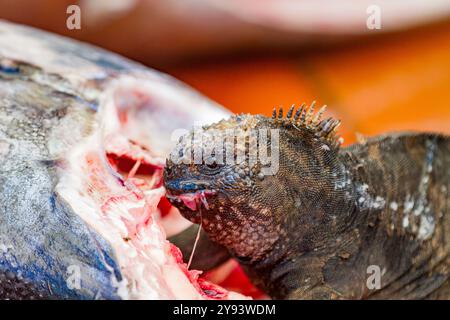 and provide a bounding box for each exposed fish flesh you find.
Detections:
[0,20,246,300]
